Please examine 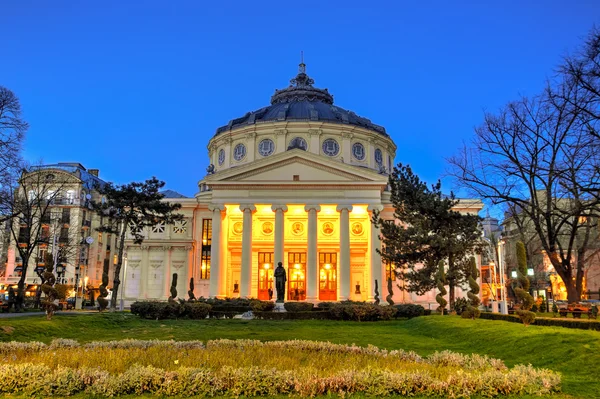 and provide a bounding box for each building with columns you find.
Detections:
[117,62,484,306]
